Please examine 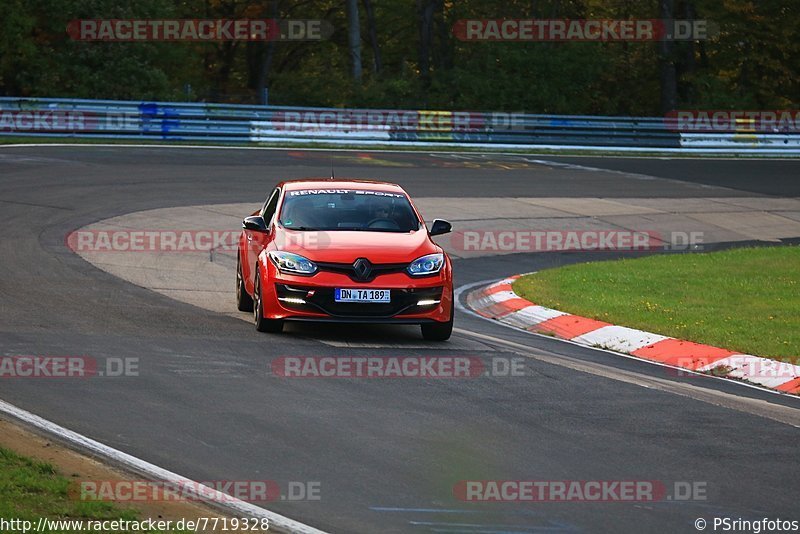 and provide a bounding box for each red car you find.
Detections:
[236,179,454,341]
